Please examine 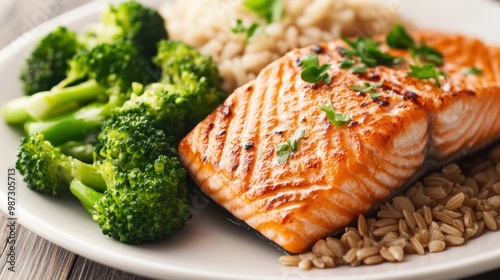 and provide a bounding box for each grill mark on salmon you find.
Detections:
[178,30,500,253]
